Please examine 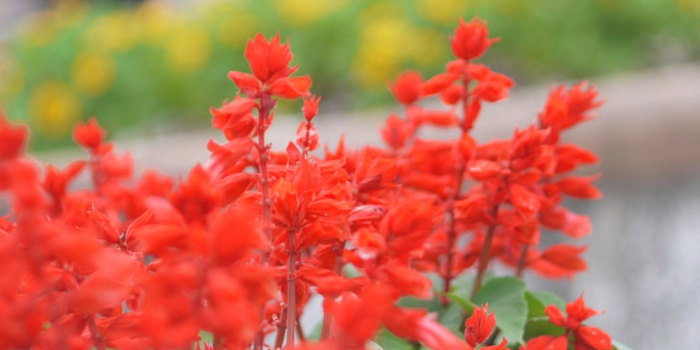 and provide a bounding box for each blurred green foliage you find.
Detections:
[1,0,699,149]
